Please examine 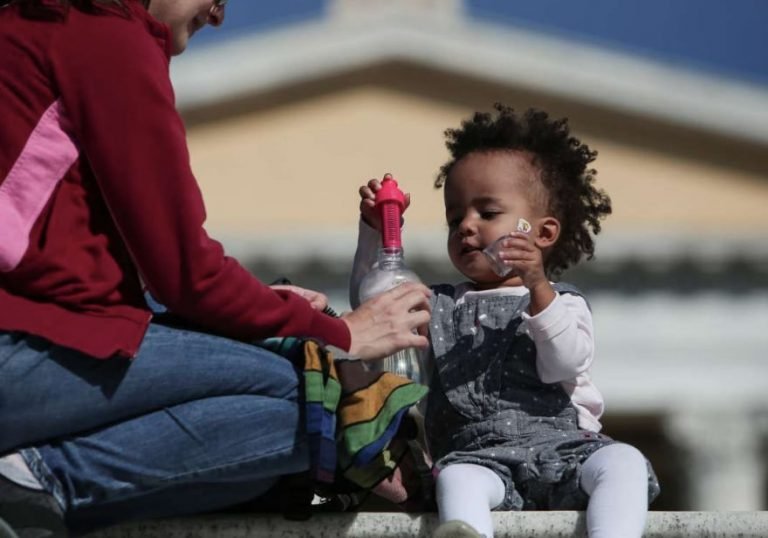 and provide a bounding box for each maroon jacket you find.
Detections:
[0,1,351,358]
